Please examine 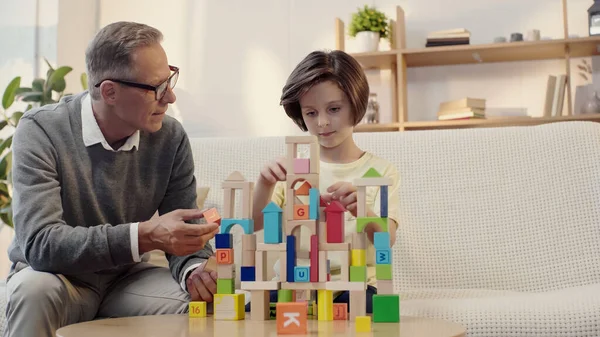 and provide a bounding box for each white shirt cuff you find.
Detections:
[130,222,141,262]
[180,262,204,293]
